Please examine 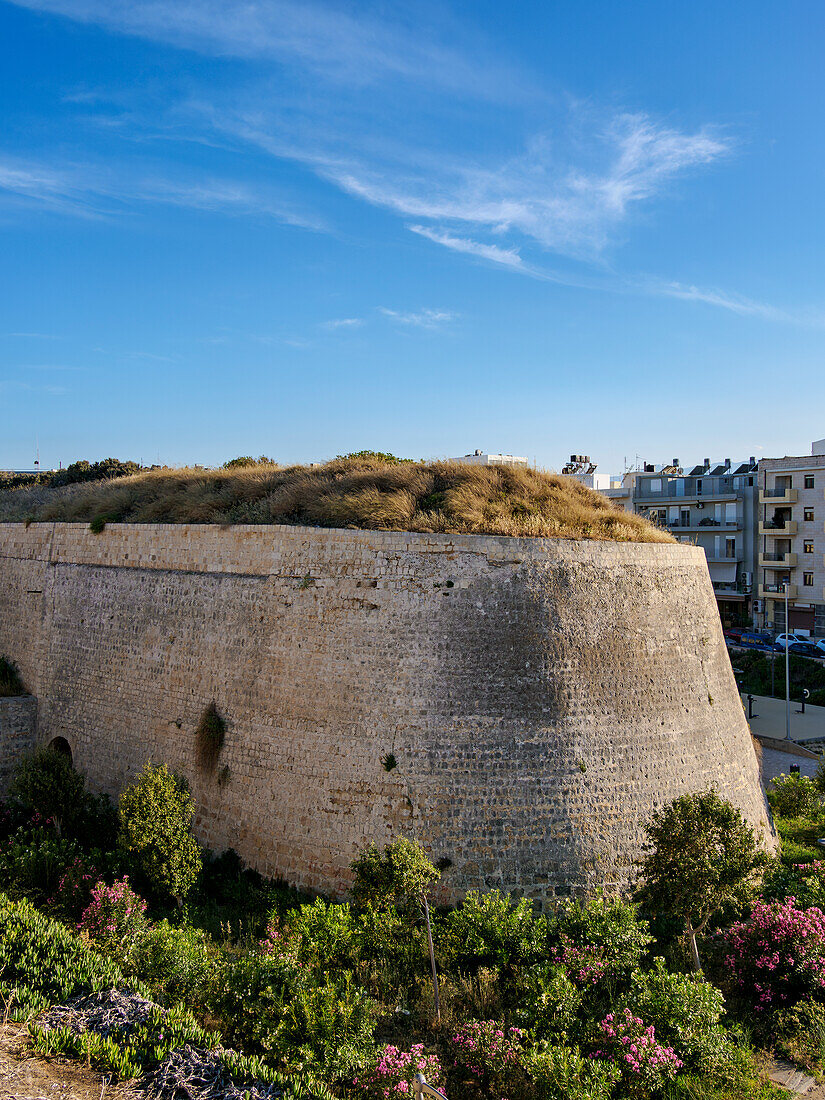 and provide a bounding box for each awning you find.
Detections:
[709,562,737,583]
